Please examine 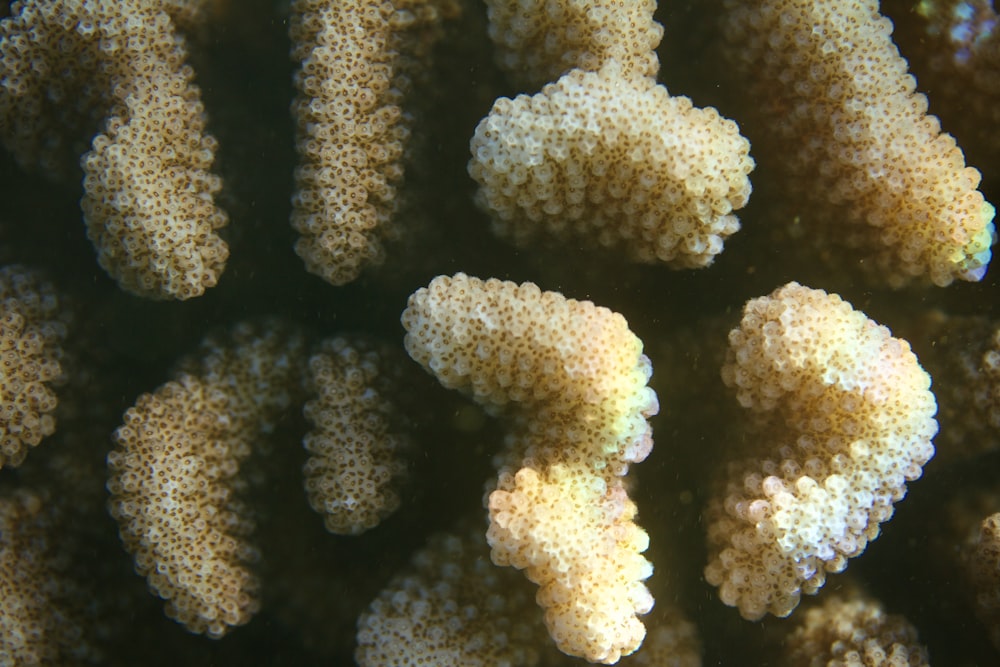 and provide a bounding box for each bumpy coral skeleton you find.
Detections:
[469,61,753,269]
[288,0,455,285]
[401,273,657,663]
[705,283,937,620]
[356,521,554,666]
[721,0,995,287]
[1,0,1000,664]
[0,265,68,470]
[302,337,410,535]
[0,0,229,299]
[784,590,930,666]
[108,323,308,637]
